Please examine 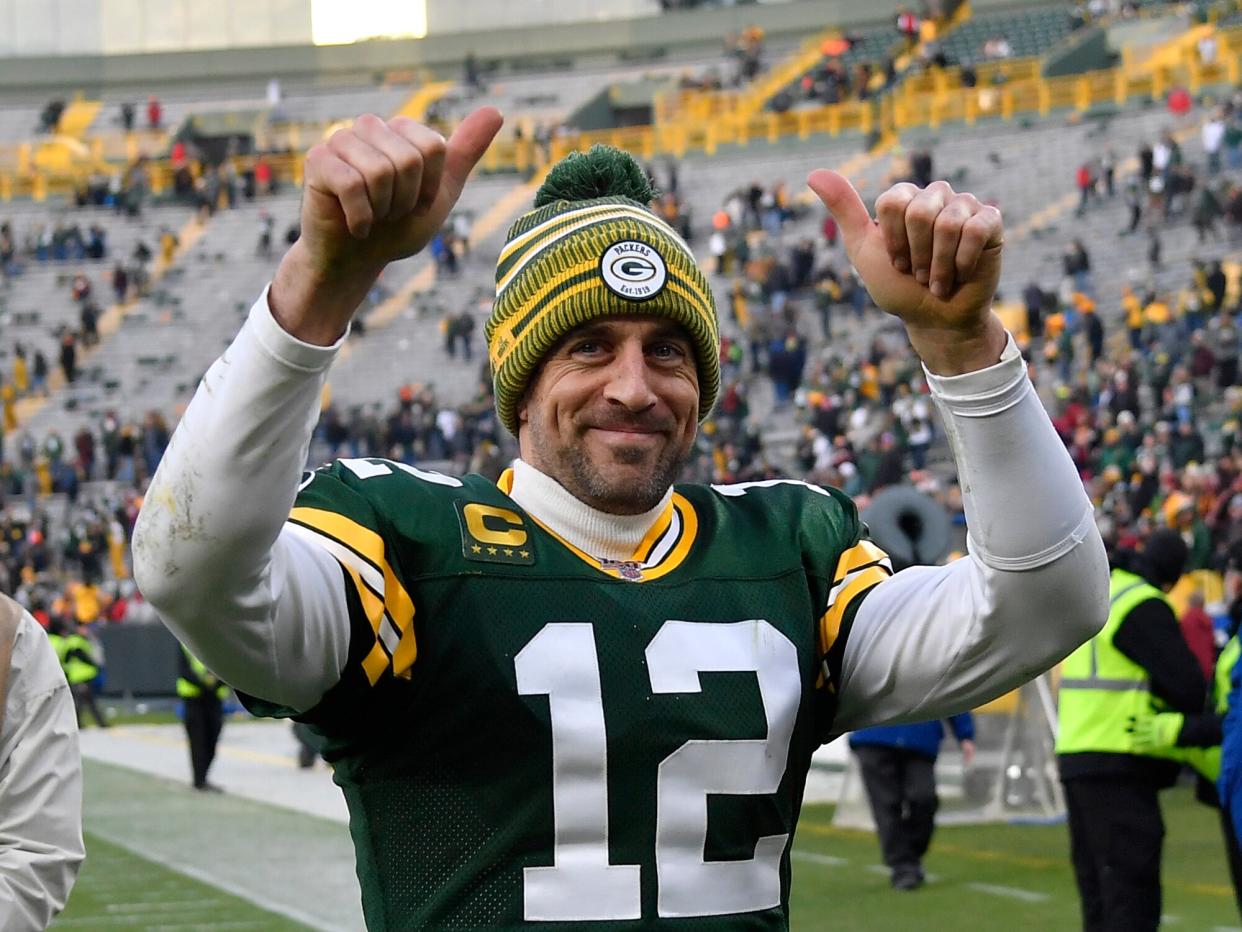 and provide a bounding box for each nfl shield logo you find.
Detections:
[600,559,644,581]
